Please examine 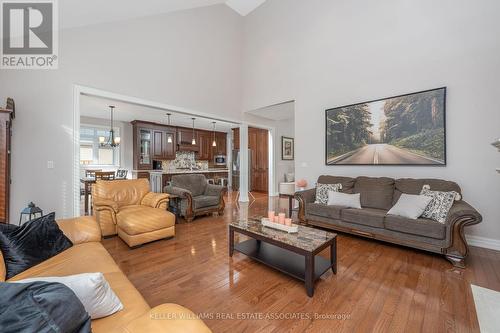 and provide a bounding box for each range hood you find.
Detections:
[177,144,199,152]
